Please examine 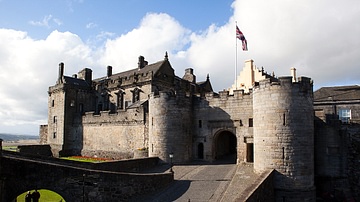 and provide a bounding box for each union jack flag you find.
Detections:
[236,26,248,51]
